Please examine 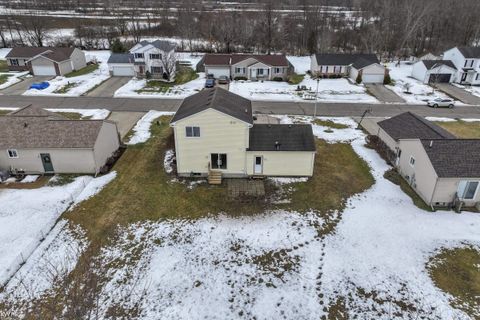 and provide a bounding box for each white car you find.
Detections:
[427,98,455,108]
